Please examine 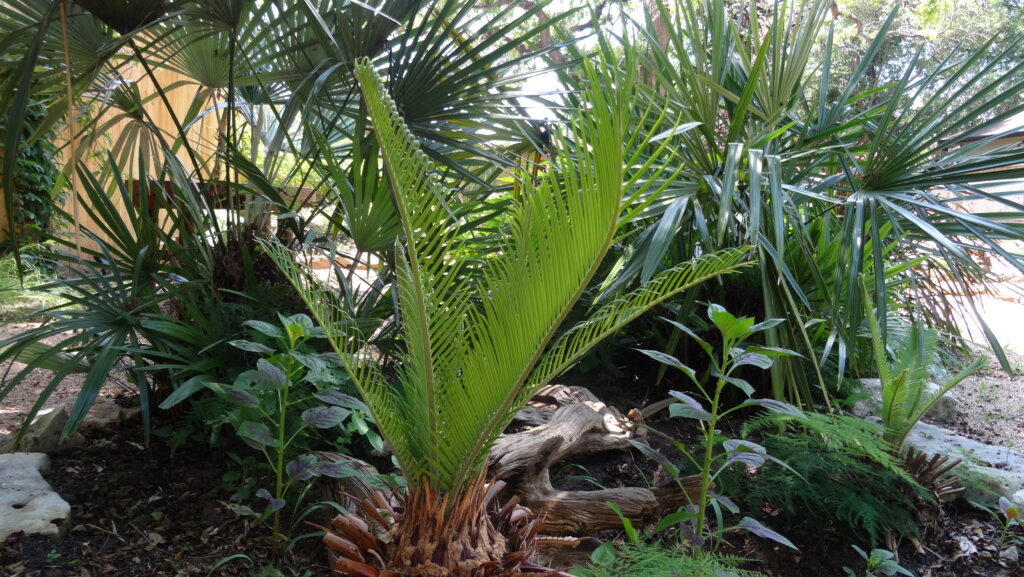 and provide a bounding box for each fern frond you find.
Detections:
[747,432,926,546]
[580,542,764,577]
